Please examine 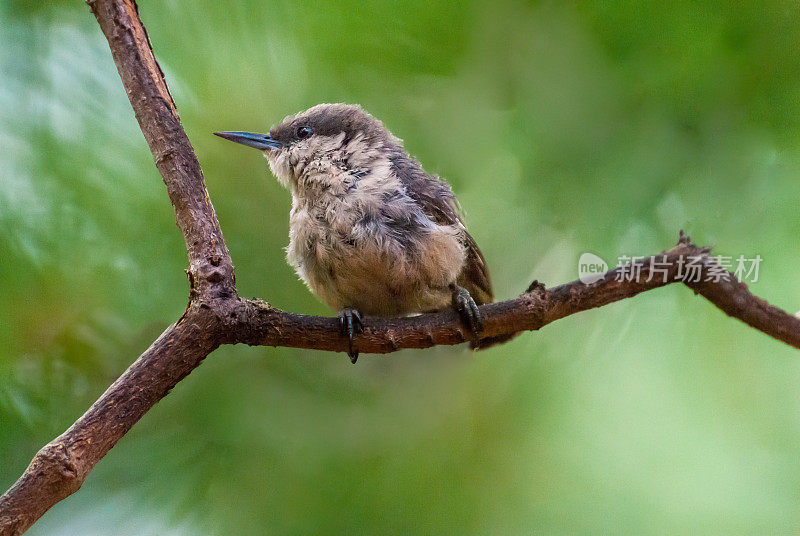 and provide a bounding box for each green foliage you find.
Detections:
[2,1,800,533]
